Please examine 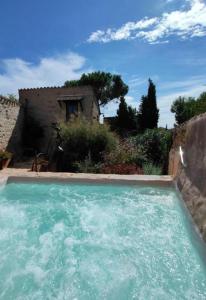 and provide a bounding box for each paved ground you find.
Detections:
[0,168,173,186]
